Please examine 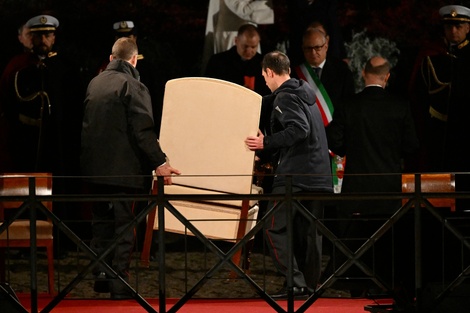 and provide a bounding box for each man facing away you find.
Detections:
[245,51,333,298]
[326,56,419,308]
[81,37,180,299]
